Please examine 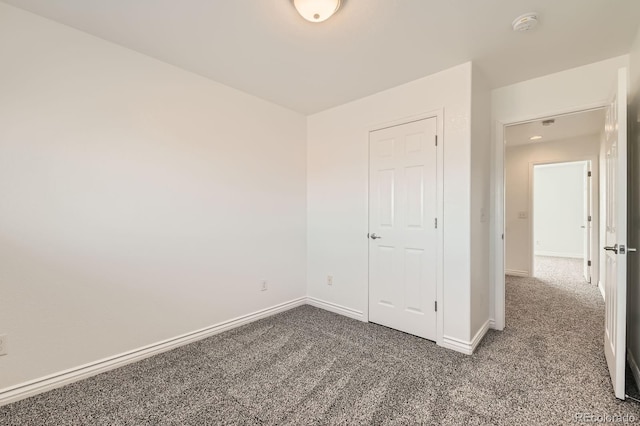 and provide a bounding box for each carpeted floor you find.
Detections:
[2,256,639,425]
[533,255,588,282]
